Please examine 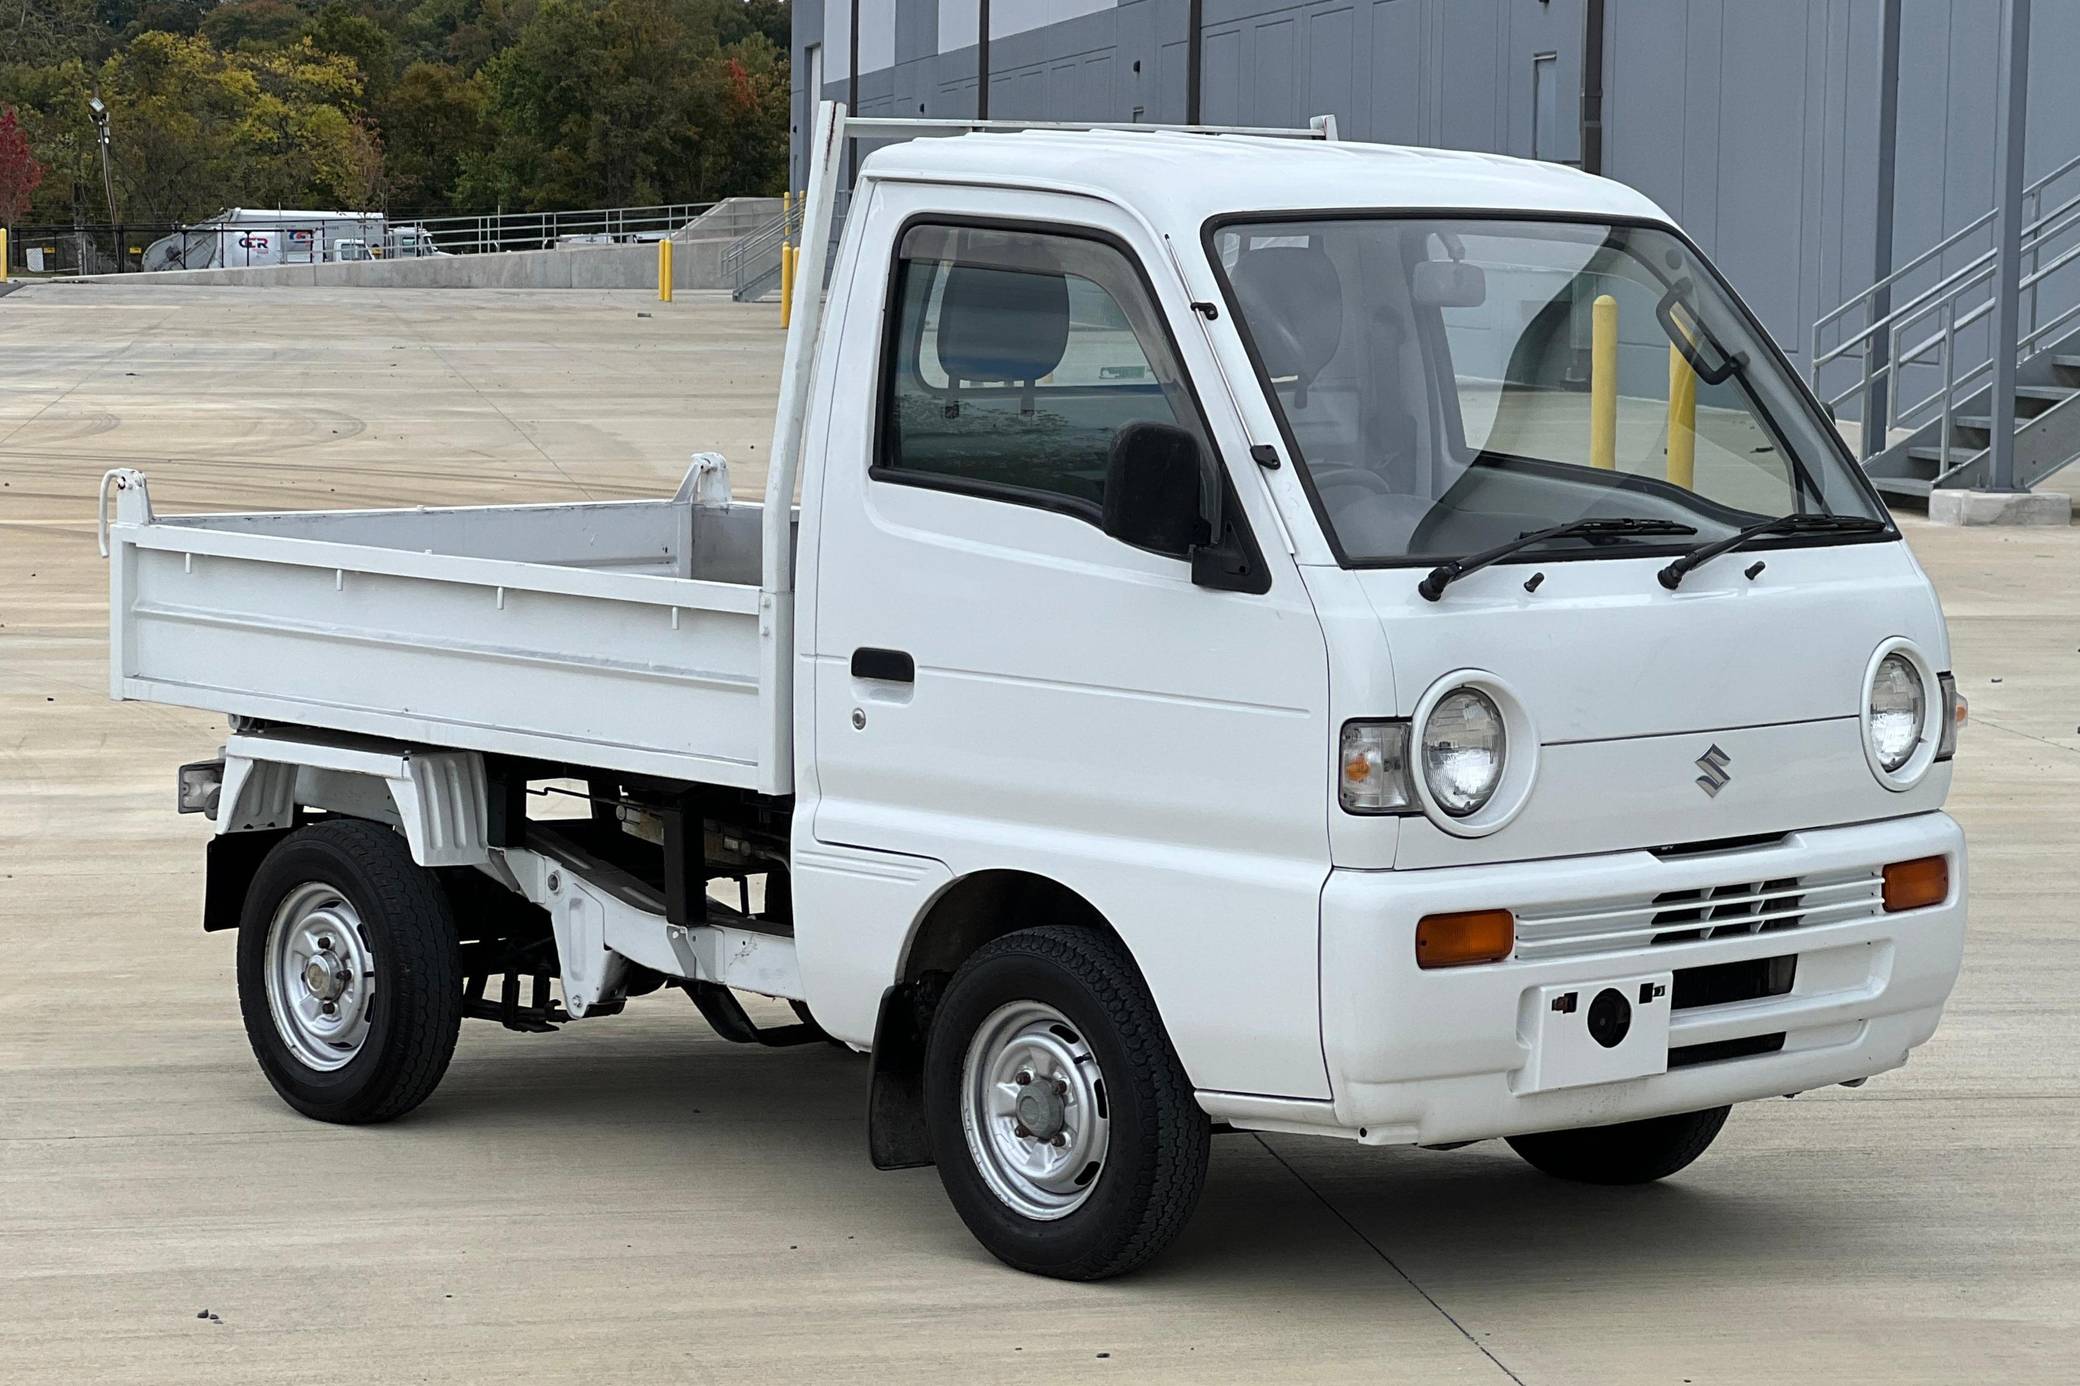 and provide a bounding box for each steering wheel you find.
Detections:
[1308,464,1397,498]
